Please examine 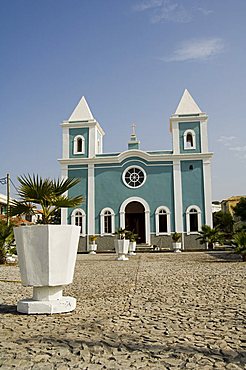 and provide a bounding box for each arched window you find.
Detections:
[155,206,171,235]
[73,135,85,154]
[186,205,201,234]
[71,209,86,236]
[100,208,115,235]
[184,130,196,150]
